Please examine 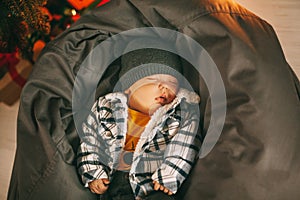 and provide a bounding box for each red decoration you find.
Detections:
[67,0,95,10]
[97,0,110,7]
[72,13,81,22]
